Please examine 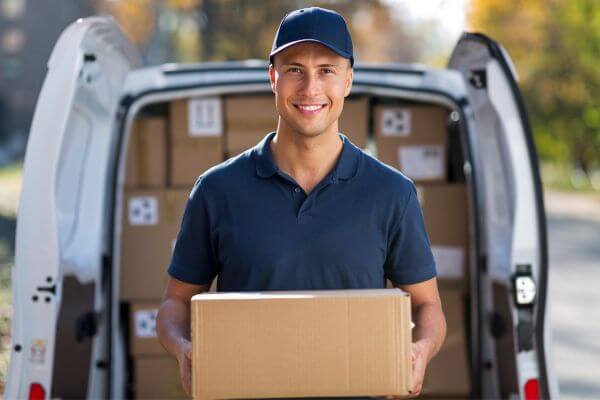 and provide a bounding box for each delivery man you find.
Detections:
[157,7,447,398]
